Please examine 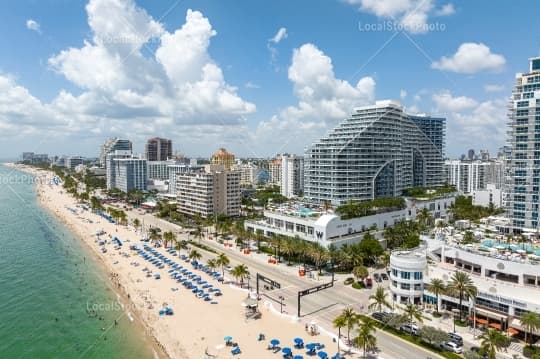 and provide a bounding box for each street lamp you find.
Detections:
[279,296,285,313]
[247,274,251,291]
[452,308,460,333]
